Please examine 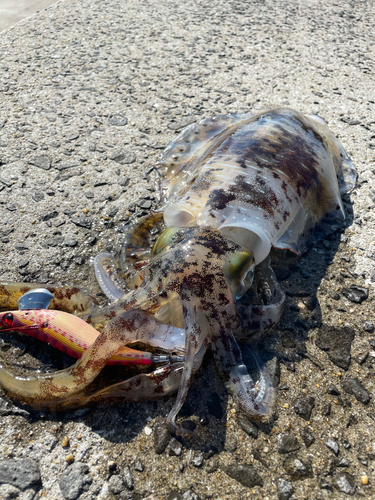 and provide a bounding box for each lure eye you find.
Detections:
[2,313,14,327]
[152,227,180,255]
